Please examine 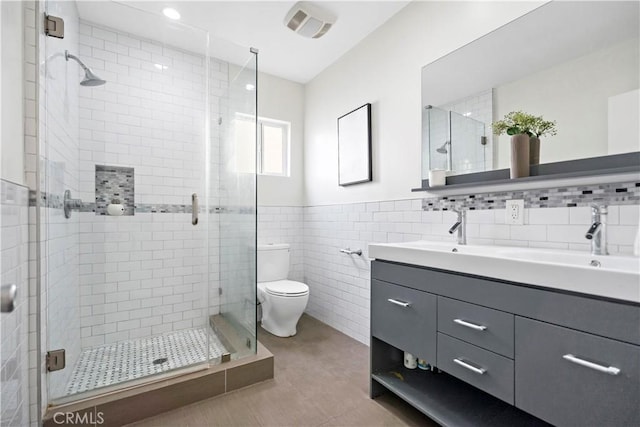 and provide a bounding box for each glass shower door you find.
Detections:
[425,106,450,173]
[214,51,258,359]
[450,111,486,174]
[42,0,215,403]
